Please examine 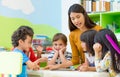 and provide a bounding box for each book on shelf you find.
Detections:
[105,1,110,11]
[92,1,96,12]
[83,0,120,12]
